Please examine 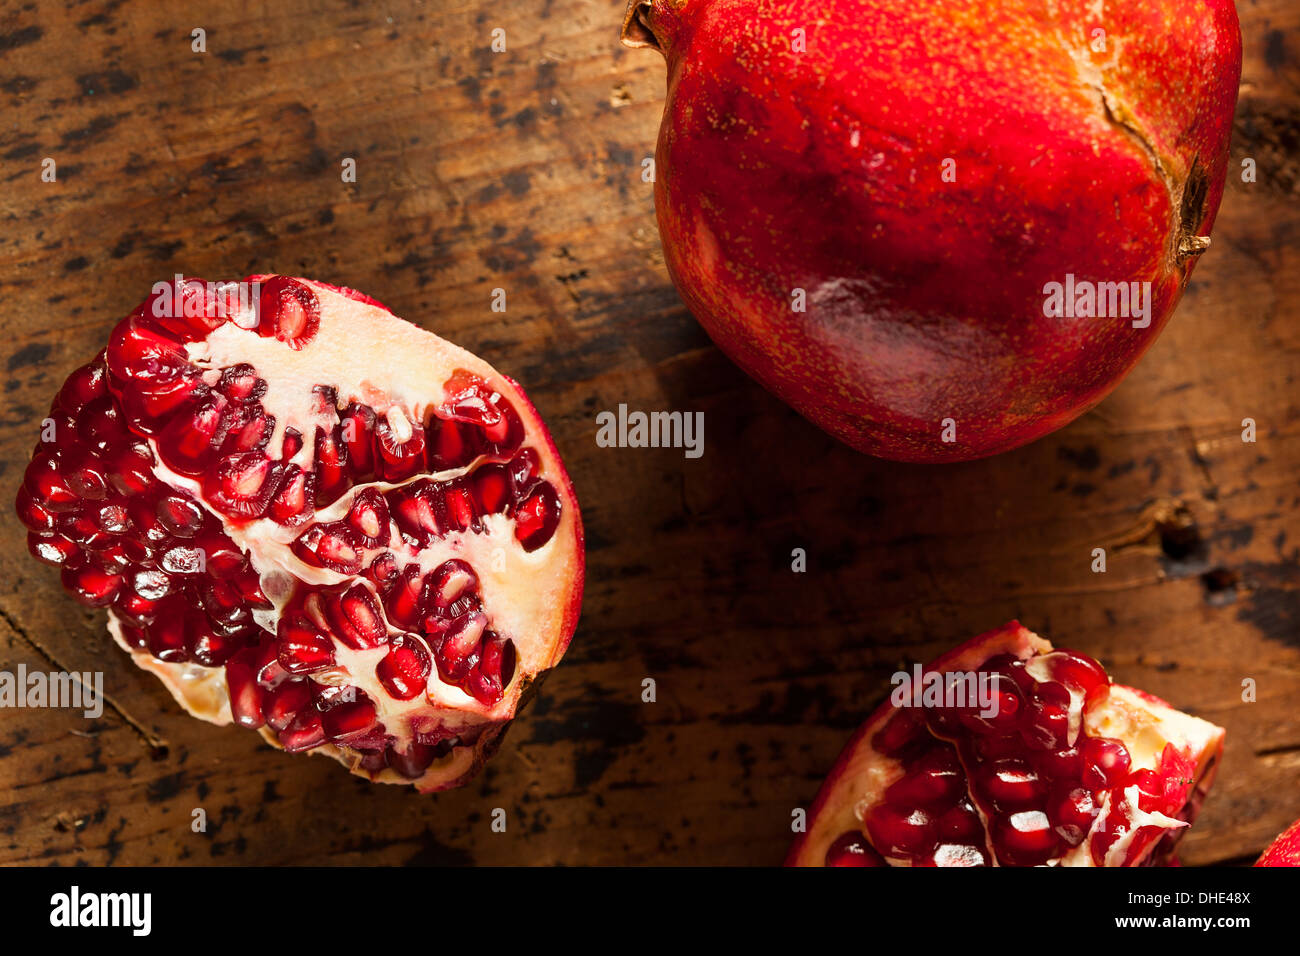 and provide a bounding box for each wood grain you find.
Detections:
[0,0,1295,866]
